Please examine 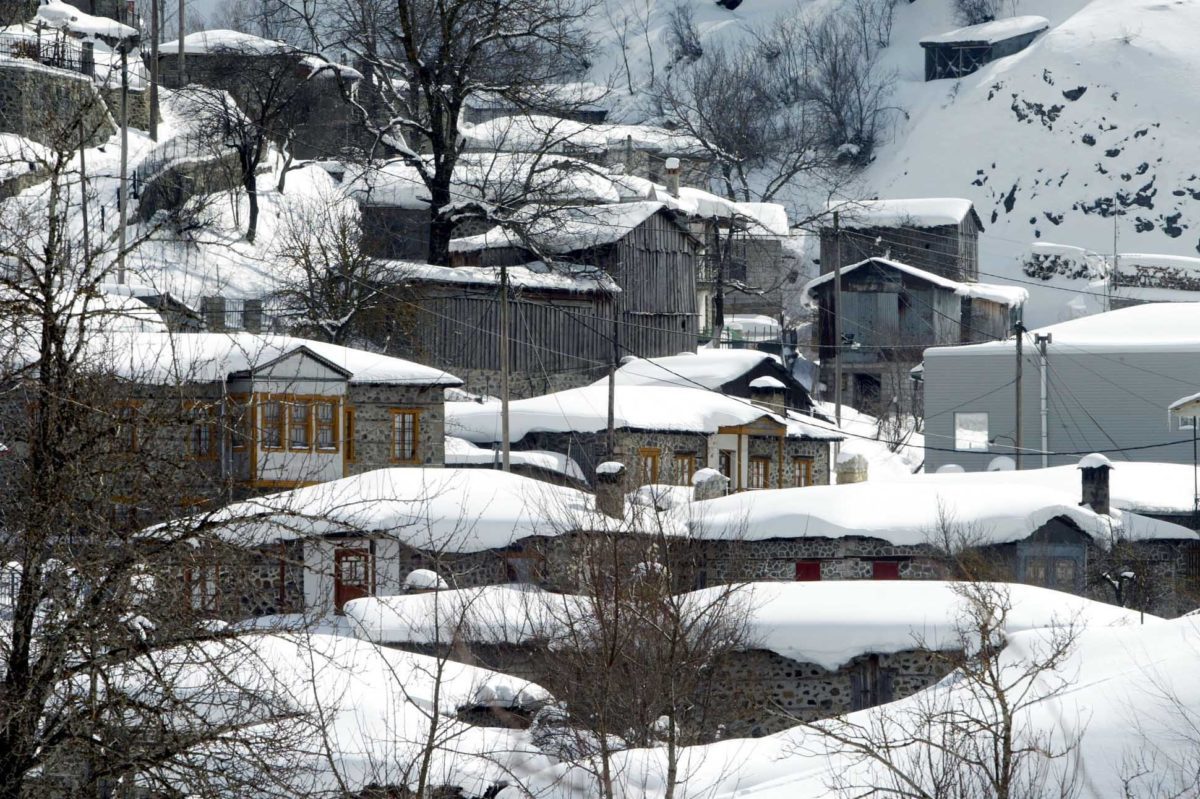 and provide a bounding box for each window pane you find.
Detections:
[954,412,989,451]
[262,401,281,448]
[290,403,310,448]
[393,412,417,460]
